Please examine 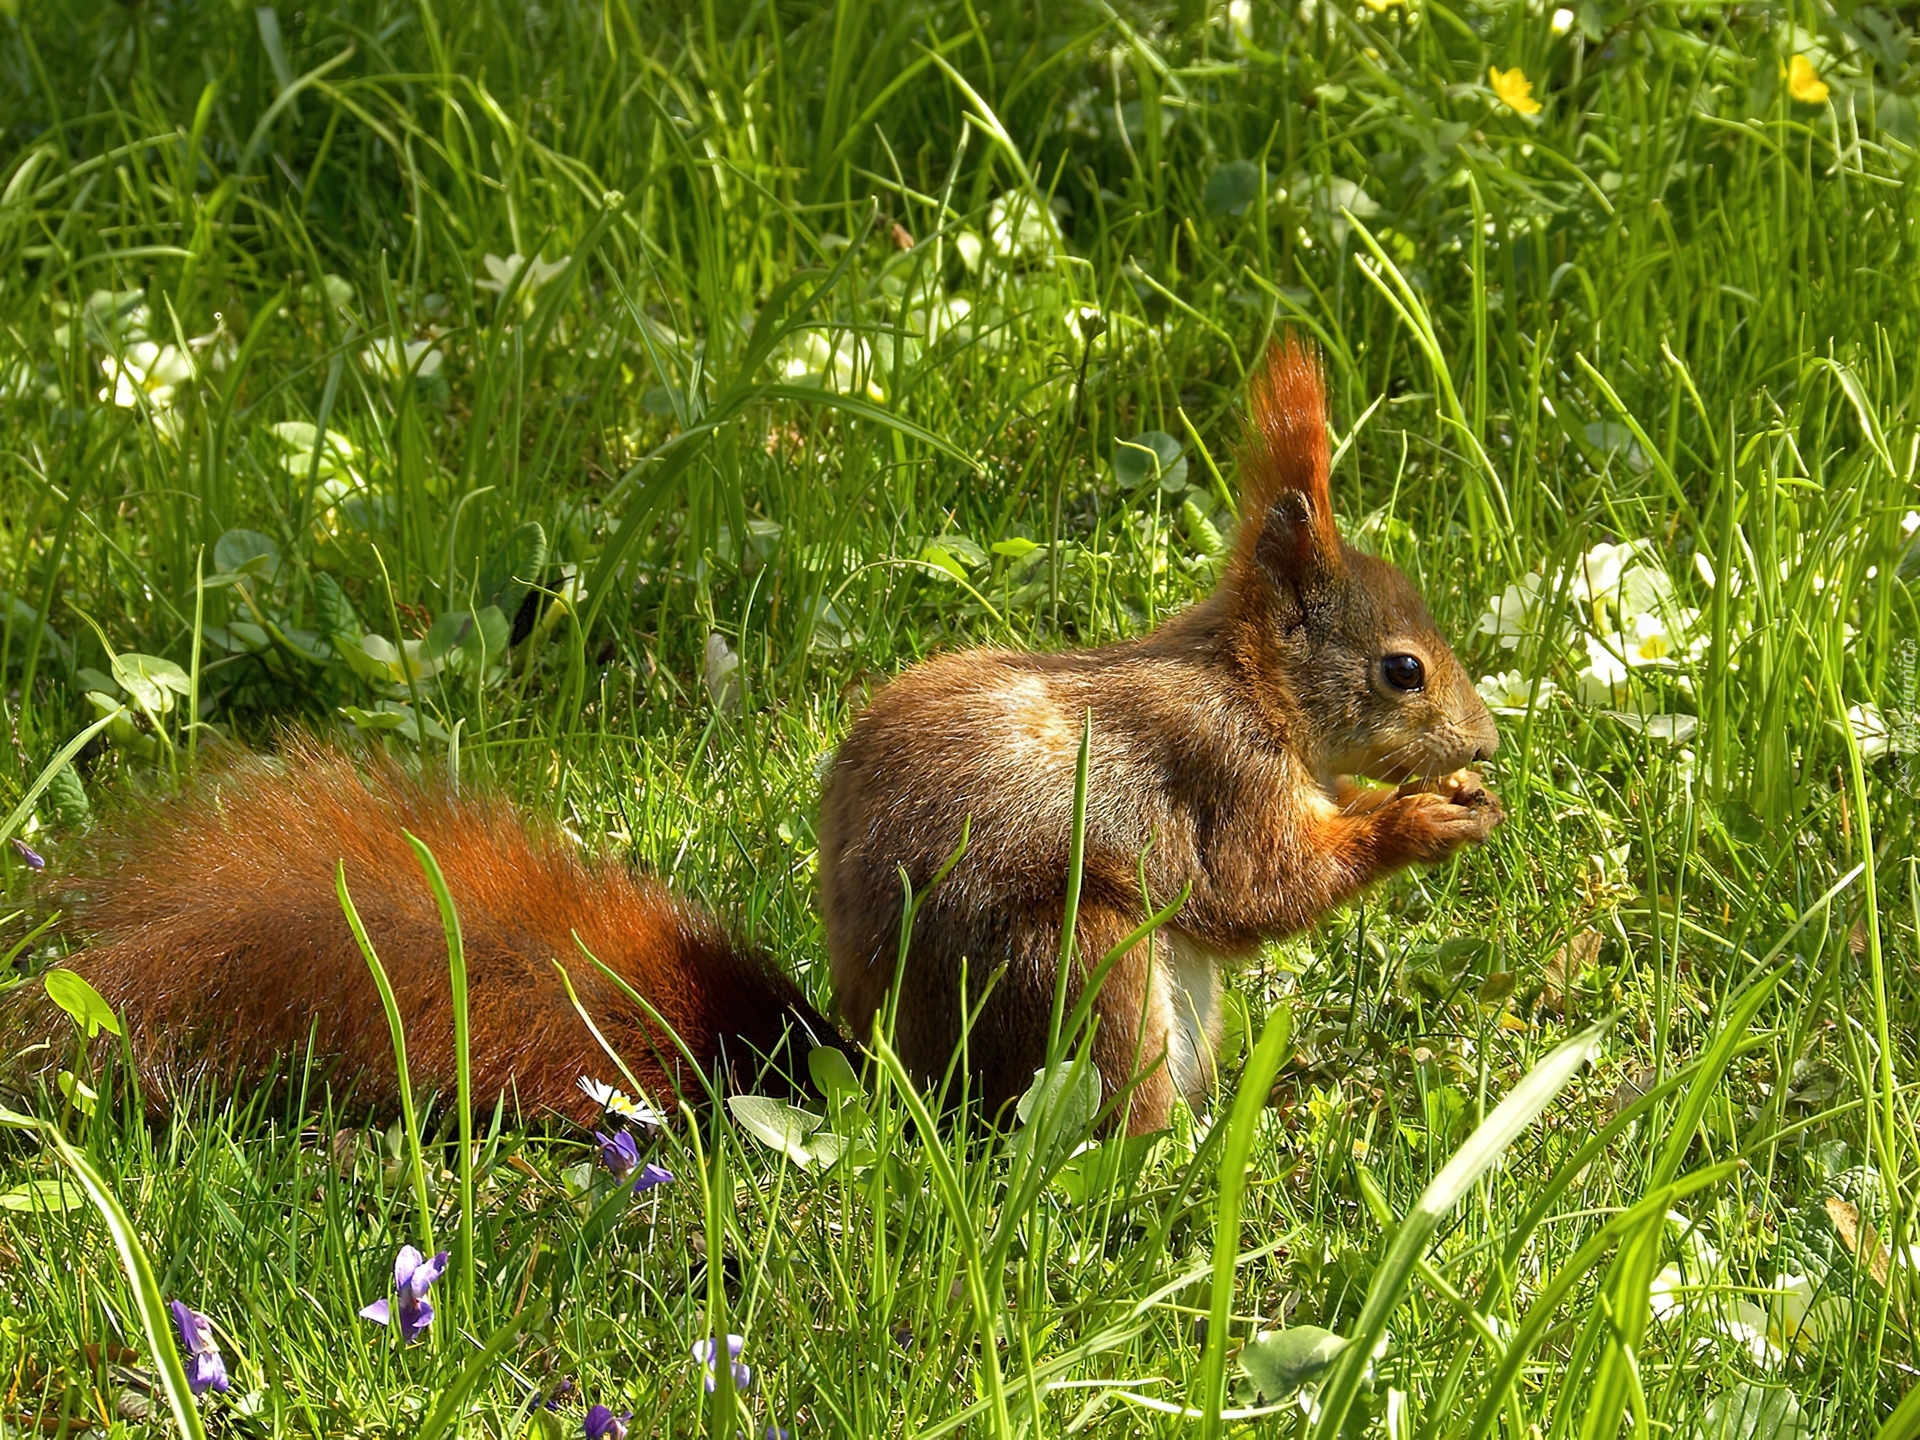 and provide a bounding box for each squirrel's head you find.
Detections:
[1225,339,1498,785]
